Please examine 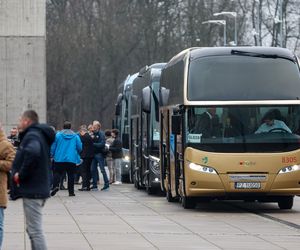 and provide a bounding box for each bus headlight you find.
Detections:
[189,163,217,174]
[279,165,300,174]
[123,155,130,161]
